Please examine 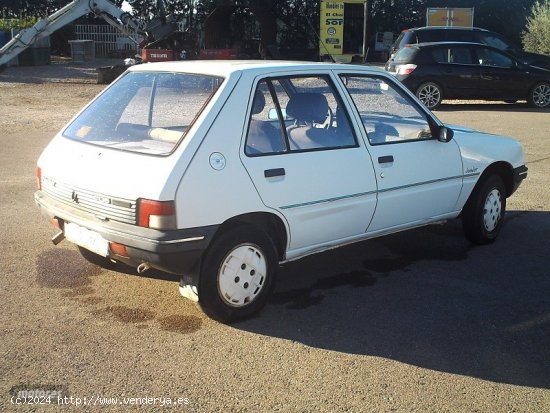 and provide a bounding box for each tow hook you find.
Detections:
[51,231,65,245]
[137,262,150,274]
